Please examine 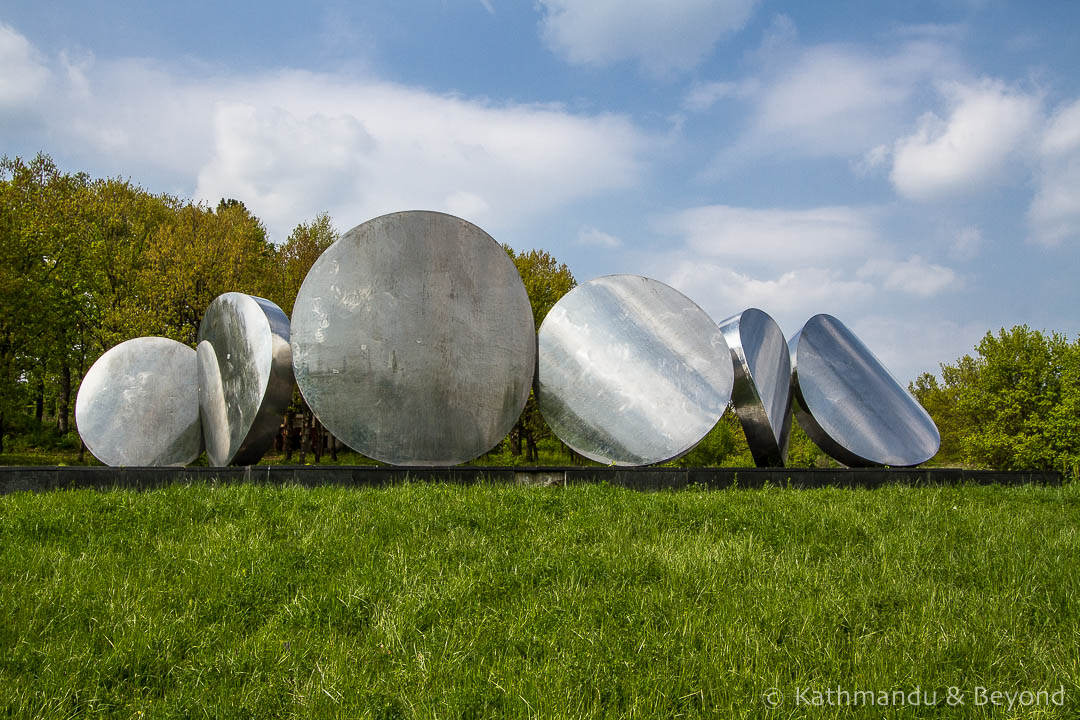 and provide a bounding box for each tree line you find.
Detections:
[2,152,1078,474]
[0,152,575,462]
